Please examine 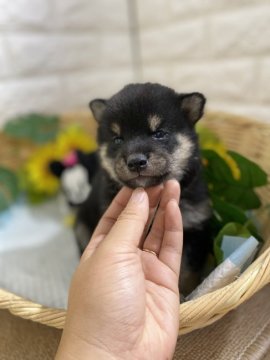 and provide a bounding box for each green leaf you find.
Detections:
[211,195,248,227]
[3,113,59,144]
[202,149,235,184]
[228,151,268,187]
[0,167,19,211]
[203,150,263,210]
[196,124,221,148]
[214,222,252,264]
[243,219,263,243]
[212,183,261,210]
